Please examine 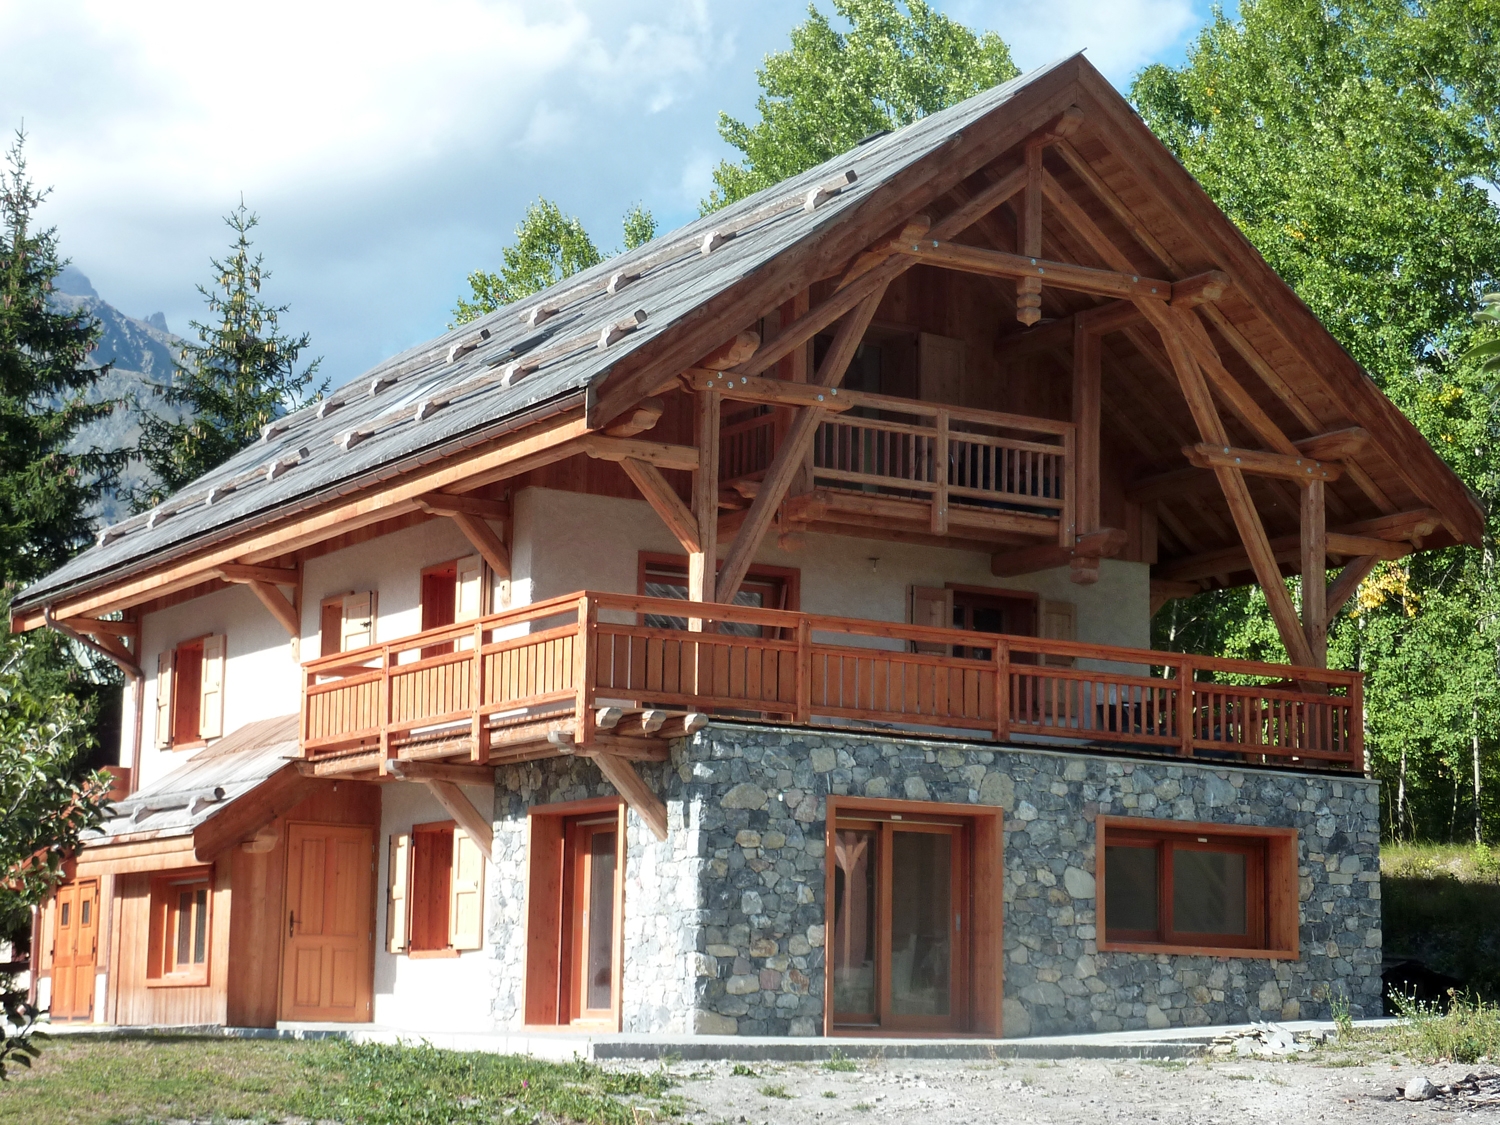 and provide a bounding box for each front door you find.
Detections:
[50,879,99,1021]
[561,817,620,1025]
[280,823,375,1022]
[831,816,969,1032]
